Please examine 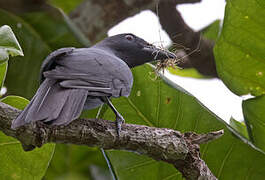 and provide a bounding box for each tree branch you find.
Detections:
[156,1,218,77]
[0,102,222,179]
